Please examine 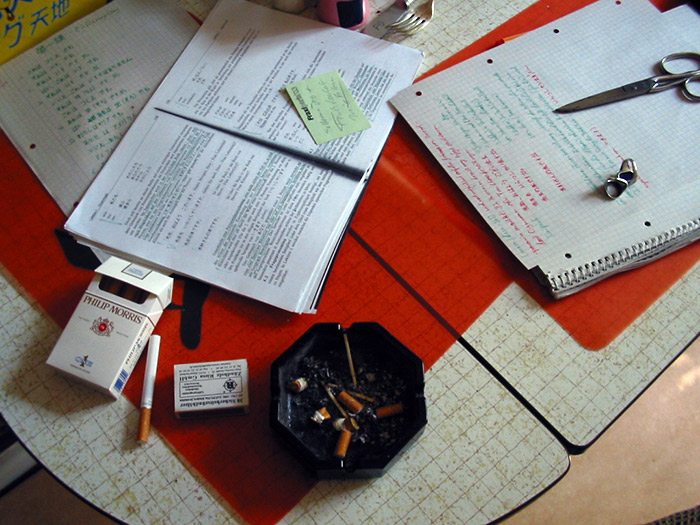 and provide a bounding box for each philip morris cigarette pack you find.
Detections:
[174,359,250,417]
[47,257,173,398]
